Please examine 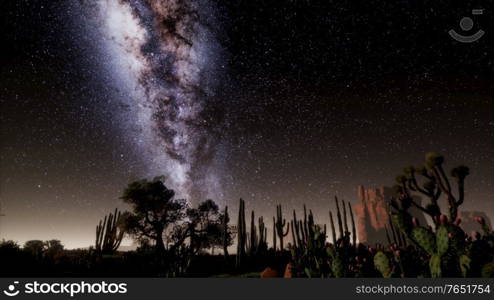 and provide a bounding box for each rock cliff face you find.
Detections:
[353,186,390,244]
[353,186,492,244]
[353,185,427,244]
